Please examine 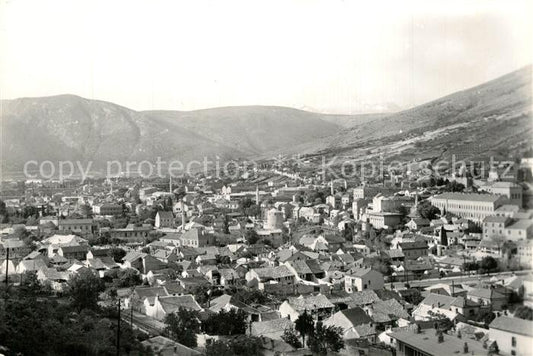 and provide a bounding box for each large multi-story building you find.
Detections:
[483,215,533,241]
[92,203,123,216]
[372,194,404,213]
[479,181,523,207]
[516,240,533,268]
[430,193,507,223]
[365,211,402,230]
[265,208,284,230]
[353,185,399,200]
[57,218,94,235]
